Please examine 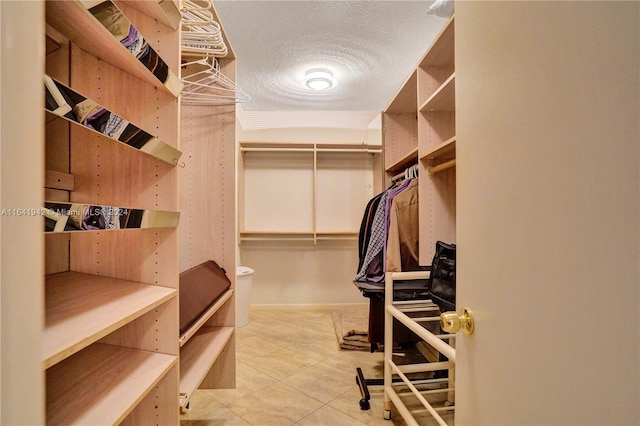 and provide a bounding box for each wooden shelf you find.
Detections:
[240,143,381,154]
[46,0,182,97]
[418,16,455,68]
[420,73,456,112]
[179,326,234,408]
[44,201,180,233]
[386,70,418,114]
[44,271,176,368]
[46,343,177,426]
[45,76,182,165]
[125,0,181,30]
[240,232,316,242]
[420,136,456,163]
[385,147,419,174]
